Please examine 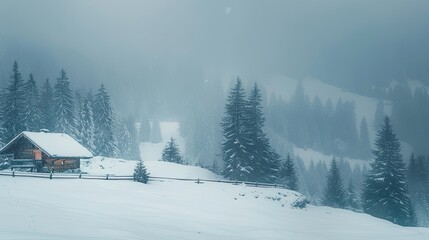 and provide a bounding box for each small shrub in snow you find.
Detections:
[134,160,149,184]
